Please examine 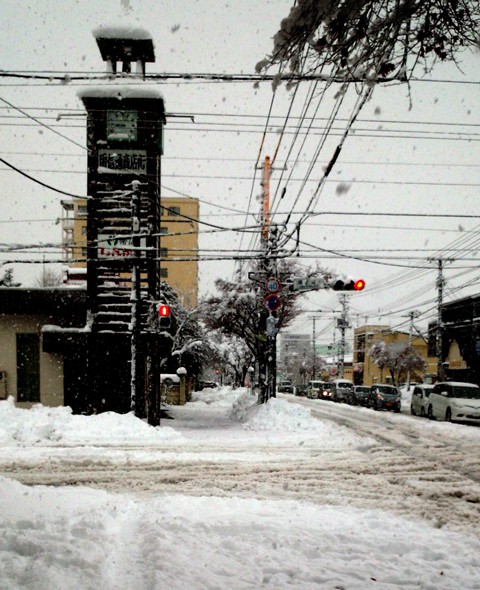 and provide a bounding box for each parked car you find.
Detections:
[427,381,480,423]
[197,380,219,390]
[367,384,401,412]
[278,380,295,394]
[350,385,371,406]
[295,384,308,397]
[330,379,353,403]
[410,384,434,417]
